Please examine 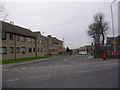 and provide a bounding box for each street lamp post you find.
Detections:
[110,0,116,57]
